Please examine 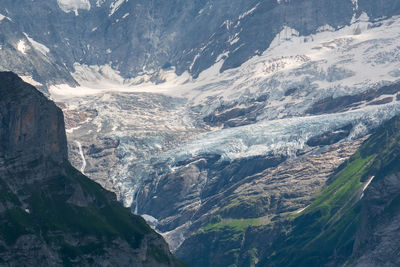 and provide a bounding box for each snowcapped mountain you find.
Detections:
[2,0,400,265]
[2,0,399,89]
